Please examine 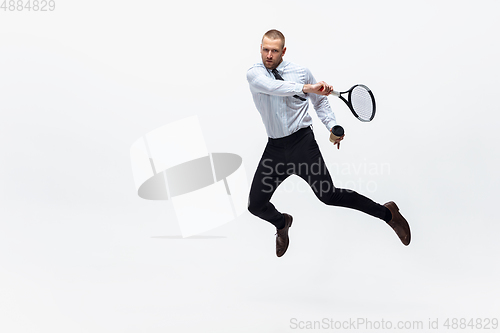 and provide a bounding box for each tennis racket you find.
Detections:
[329,84,376,122]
